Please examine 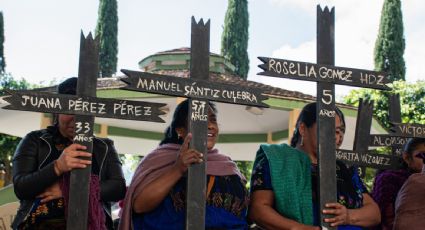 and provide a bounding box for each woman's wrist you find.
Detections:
[172,163,185,176]
[54,160,63,176]
[346,209,356,225]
